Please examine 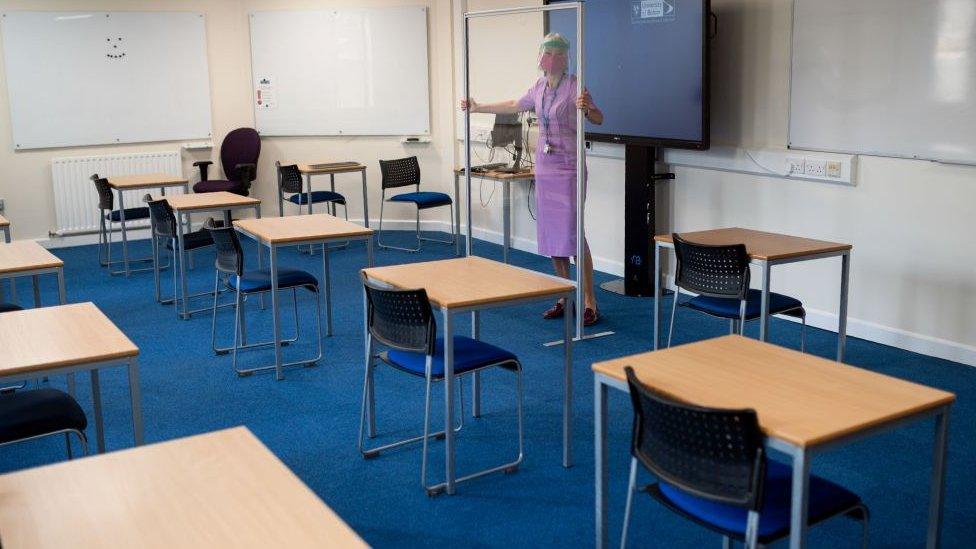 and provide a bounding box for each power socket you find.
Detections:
[786,157,805,175]
[826,161,842,178]
[804,159,827,177]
